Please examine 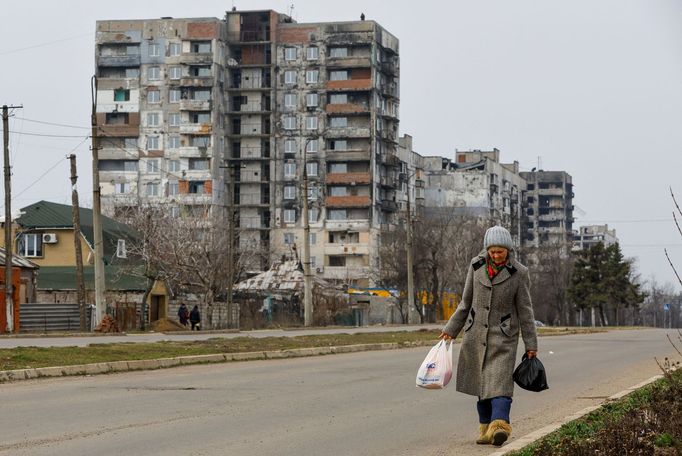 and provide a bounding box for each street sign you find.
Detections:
[663,303,670,311]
